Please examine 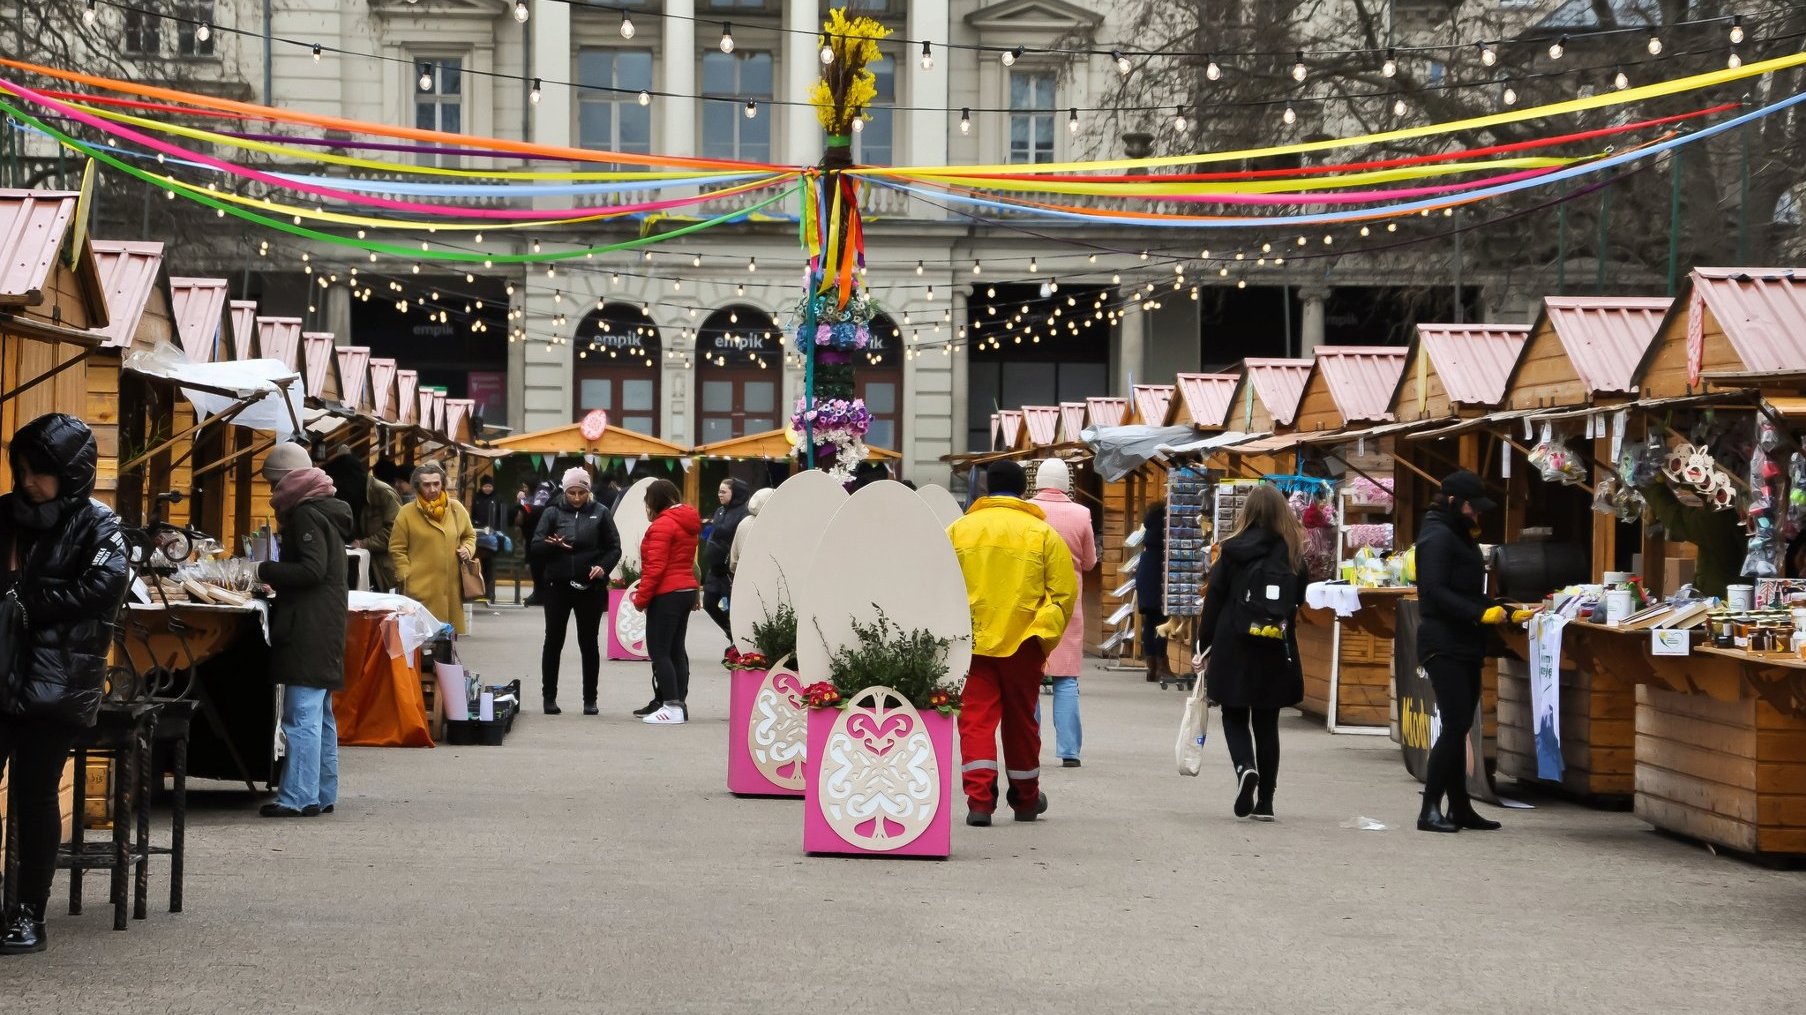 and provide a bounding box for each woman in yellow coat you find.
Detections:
[389,465,478,634]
